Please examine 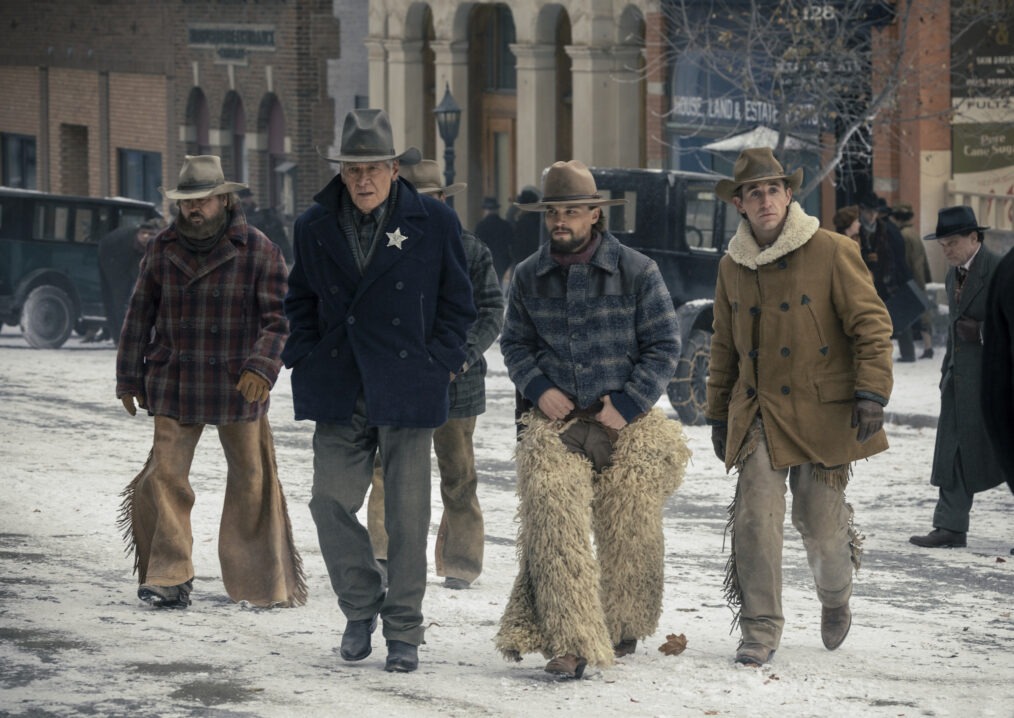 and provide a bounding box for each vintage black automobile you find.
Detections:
[589,167,733,425]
